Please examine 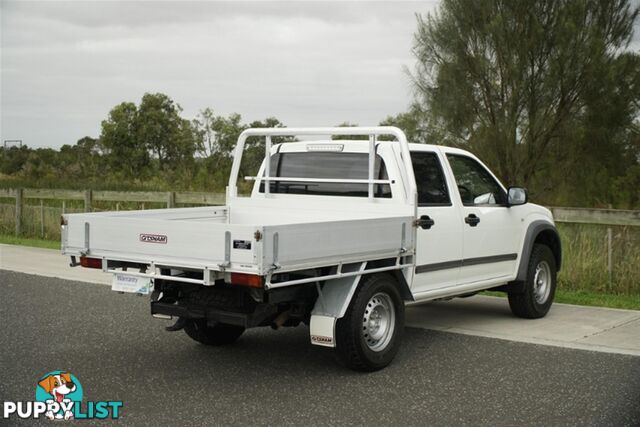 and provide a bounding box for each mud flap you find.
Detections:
[309,262,365,347]
[309,315,336,347]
